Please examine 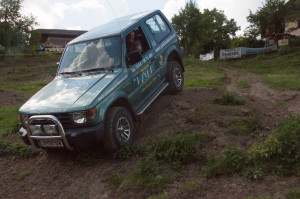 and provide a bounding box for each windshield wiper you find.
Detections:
[59,71,82,75]
[80,67,115,73]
